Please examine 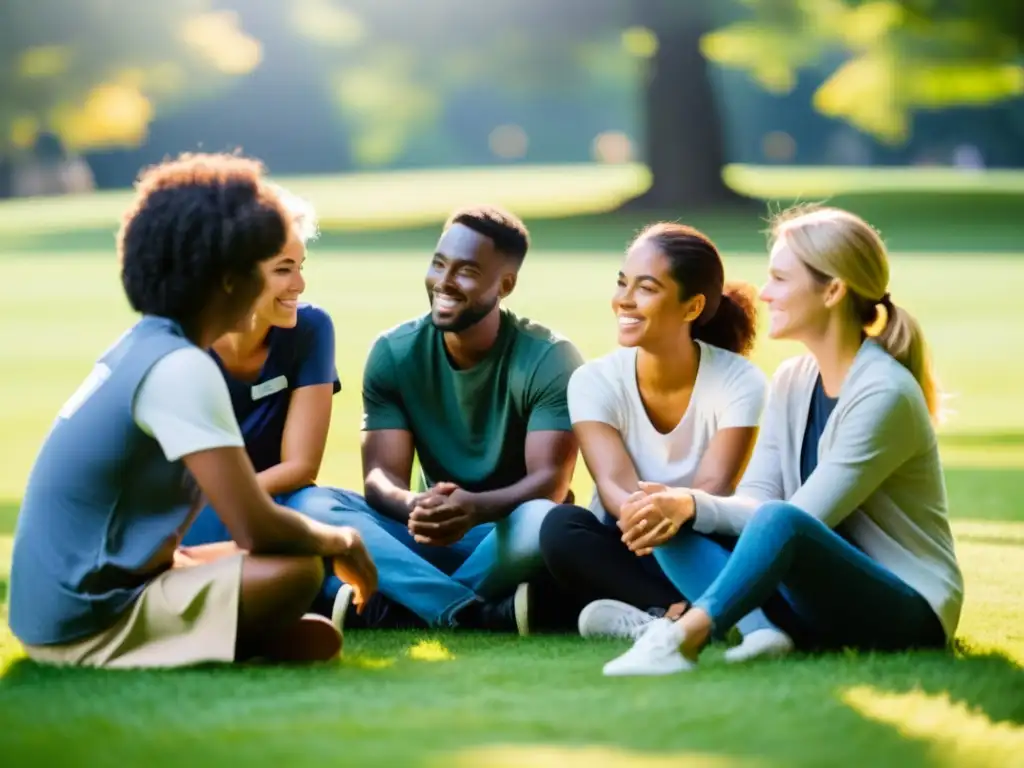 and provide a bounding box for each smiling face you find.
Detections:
[759,232,834,341]
[612,236,704,349]
[250,227,306,329]
[425,223,515,332]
